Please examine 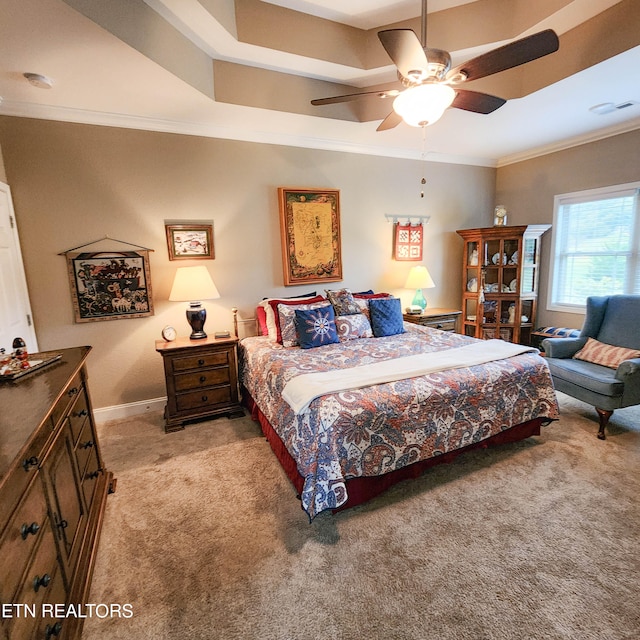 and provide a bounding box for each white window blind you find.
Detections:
[548,183,640,313]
